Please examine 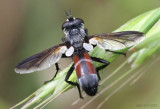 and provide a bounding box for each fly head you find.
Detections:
[62,11,86,45]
